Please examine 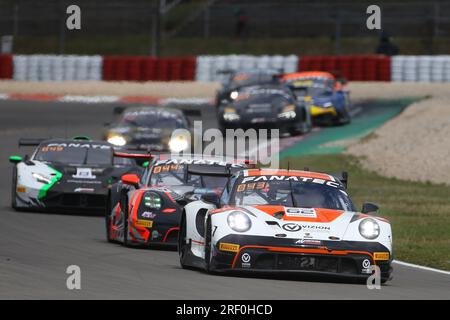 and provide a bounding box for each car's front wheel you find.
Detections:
[204,216,213,272]
[105,193,113,243]
[120,194,130,247]
[178,212,191,269]
[11,167,17,210]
